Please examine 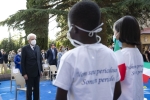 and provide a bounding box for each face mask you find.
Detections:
[18,52,21,55]
[67,23,103,47]
[31,40,36,46]
[113,35,116,42]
